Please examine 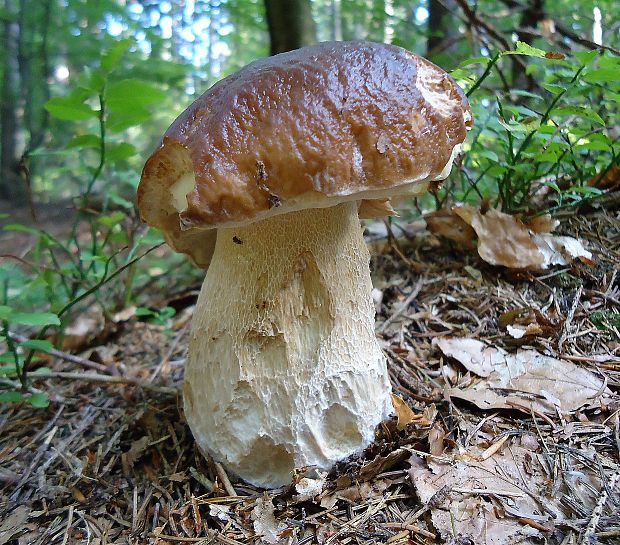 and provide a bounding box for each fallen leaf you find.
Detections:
[428,422,446,456]
[409,445,569,545]
[294,472,326,501]
[209,504,230,522]
[251,496,287,544]
[0,505,29,545]
[435,337,611,414]
[453,205,592,270]
[498,307,560,340]
[319,479,391,509]
[125,436,150,466]
[588,165,620,190]
[424,207,476,249]
[390,394,417,431]
[358,448,410,481]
